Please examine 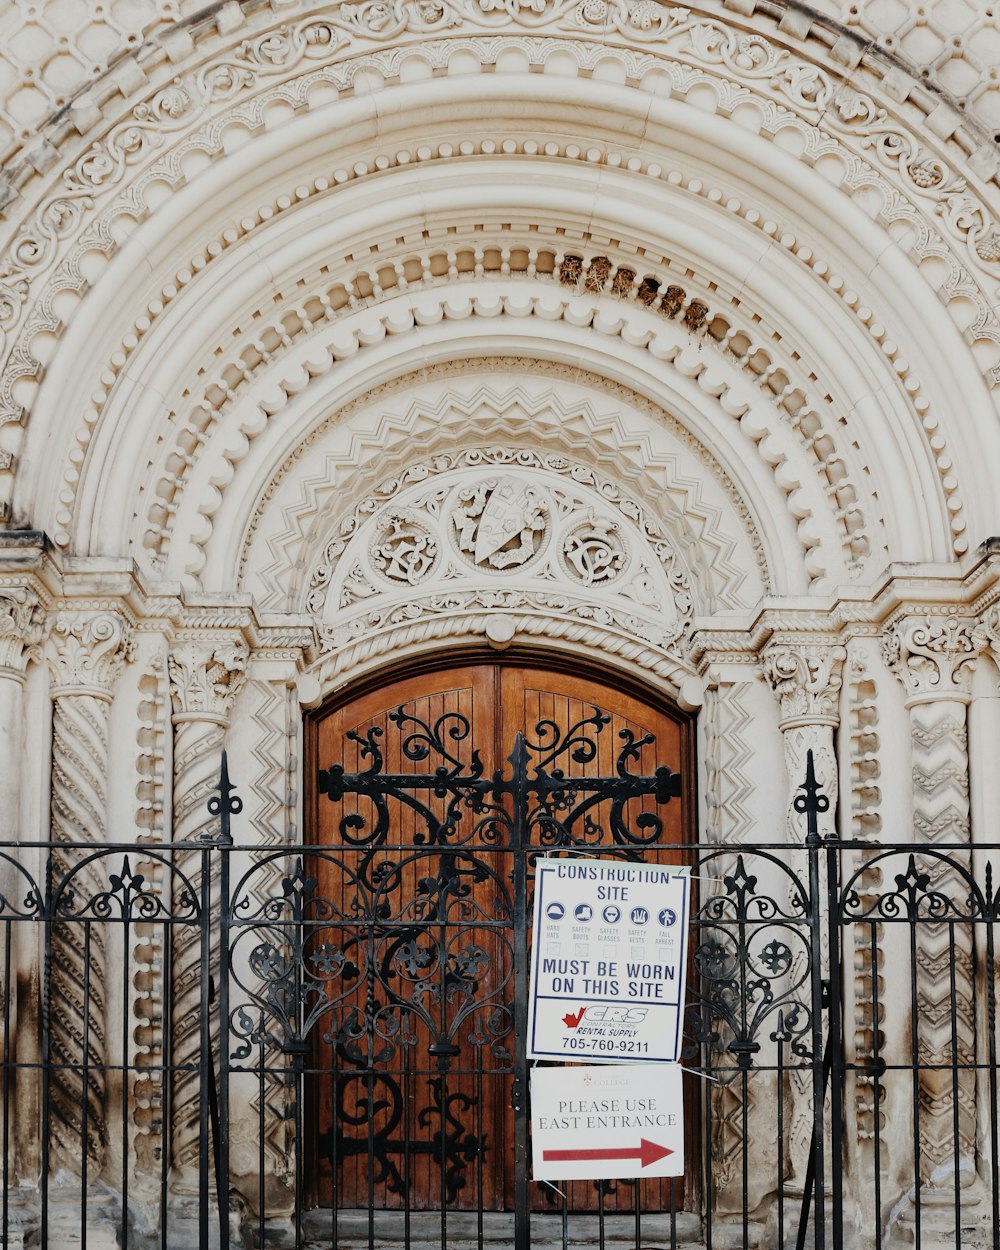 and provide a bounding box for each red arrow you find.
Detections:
[543,1138,673,1168]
